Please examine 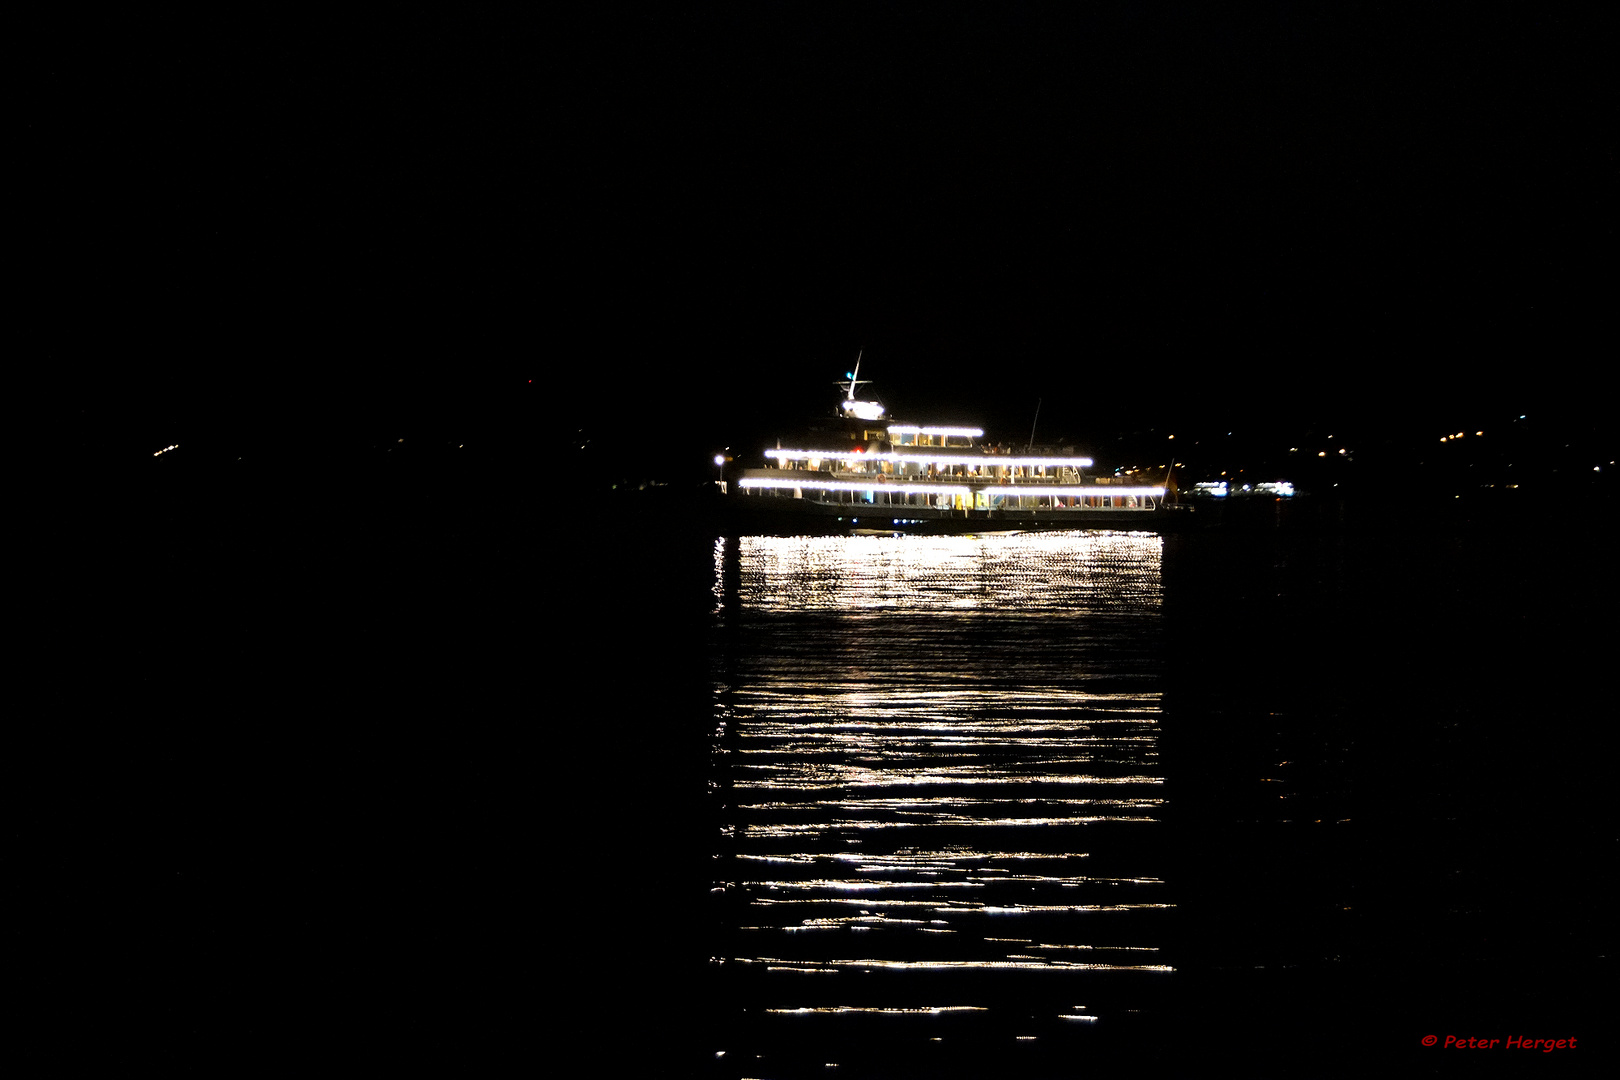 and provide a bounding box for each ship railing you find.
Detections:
[737,478,1162,512]
[817,469,1080,483]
